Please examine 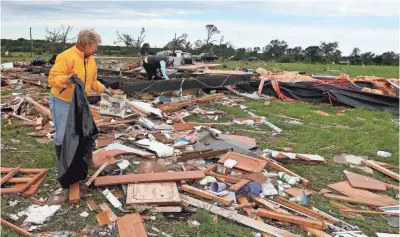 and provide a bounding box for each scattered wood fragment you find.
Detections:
[30,197,45,206]
[180,194,299,237]
[0,166,21,185]
[35,117,43,130]
[181,184,233,206]
[253,197,290,215]
[255,209,328,230]
[99,203,118,222]
[69,182,80,204]
[237,197,272,237]
[204,171,242,184]
[117,213,148,237]
[284,188,314,197]
[228,179,251,192]
[151,227,172,237]
[323,193,389,207]
[1,219,33,237]
[234,203,256,210]
[301,226,332,237]
[330,201,363,219]
[219,152,268,172]
[11,113,32,122]
[263,157,309,186]
[174,122,211,130]
[345,171,386,191]
[94,171,205,186]
[85,162,108,187]
[126,182,180,205]
[385,182,400,190]
[363,160,400,181]
[341,209,400,216]
[174,149,228,163]
[87,200,98,211]
[158,93,225,112]
[150,206,183,213]
[96,211,111,226]
[25,97,52,119]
